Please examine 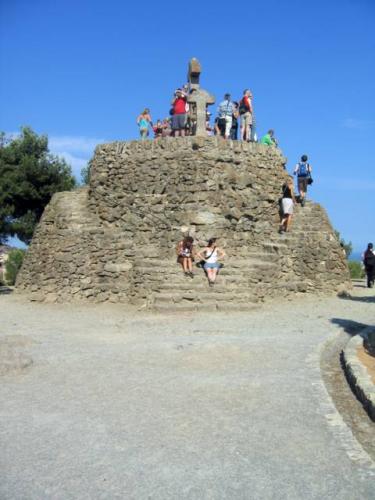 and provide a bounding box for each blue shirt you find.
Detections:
[218,100,234,118]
